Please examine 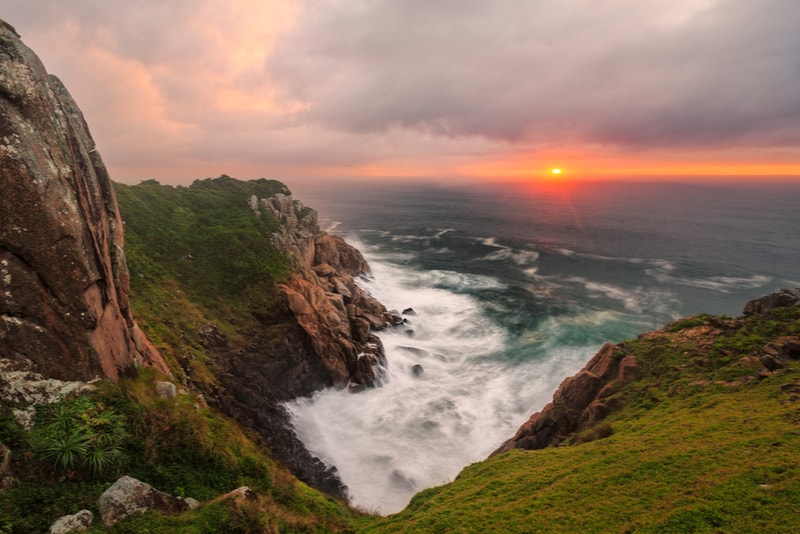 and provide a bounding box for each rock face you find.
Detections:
[0,20,168,382]
[259,193,400,391]
[97,476,190,527]
[493,342,639,455]
[743,288,800,316]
